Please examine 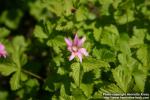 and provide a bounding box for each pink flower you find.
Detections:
[65,34,88,62]
[0,43,7,58]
